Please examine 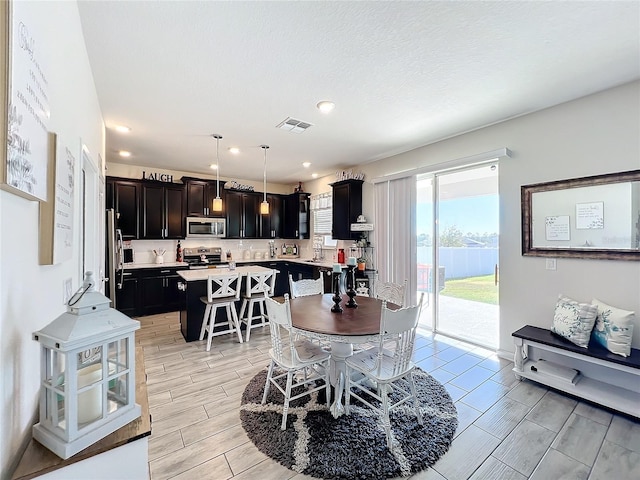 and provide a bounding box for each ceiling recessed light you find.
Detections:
[118,150,131,158]
[209,164,218,170]
[114,125,131,133]
[302,162,311,168]
[316,101,335,114]
[228,147,240,155]
[311,173,318,178]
